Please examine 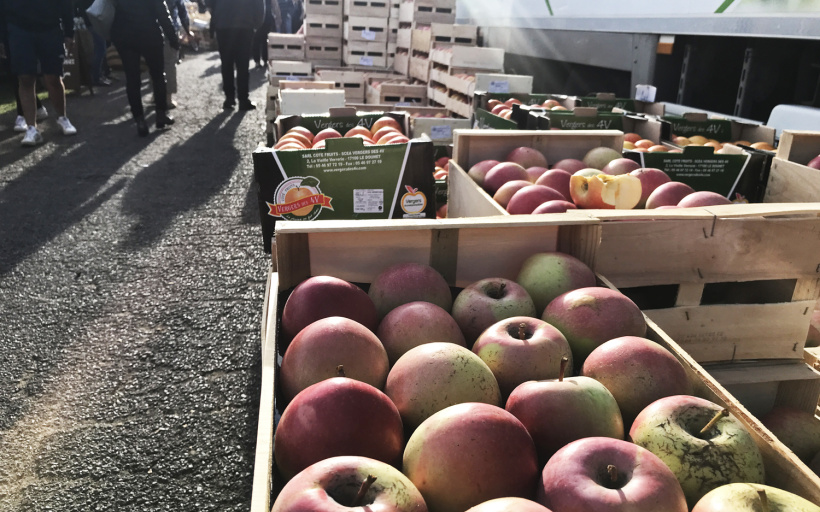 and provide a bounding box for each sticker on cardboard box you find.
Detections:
[430,125,452,140]
[362,29,376,41]
[359,56,374,66]
[354,189,384,213]
[488,80,510,94]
